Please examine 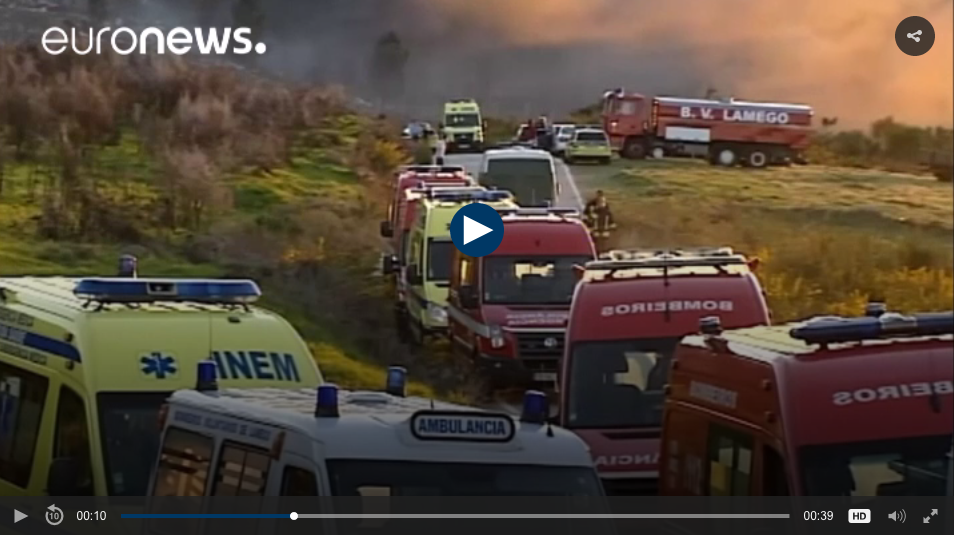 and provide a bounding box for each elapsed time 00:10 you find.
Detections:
[803,511,833,521]
[77,510,107,521]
